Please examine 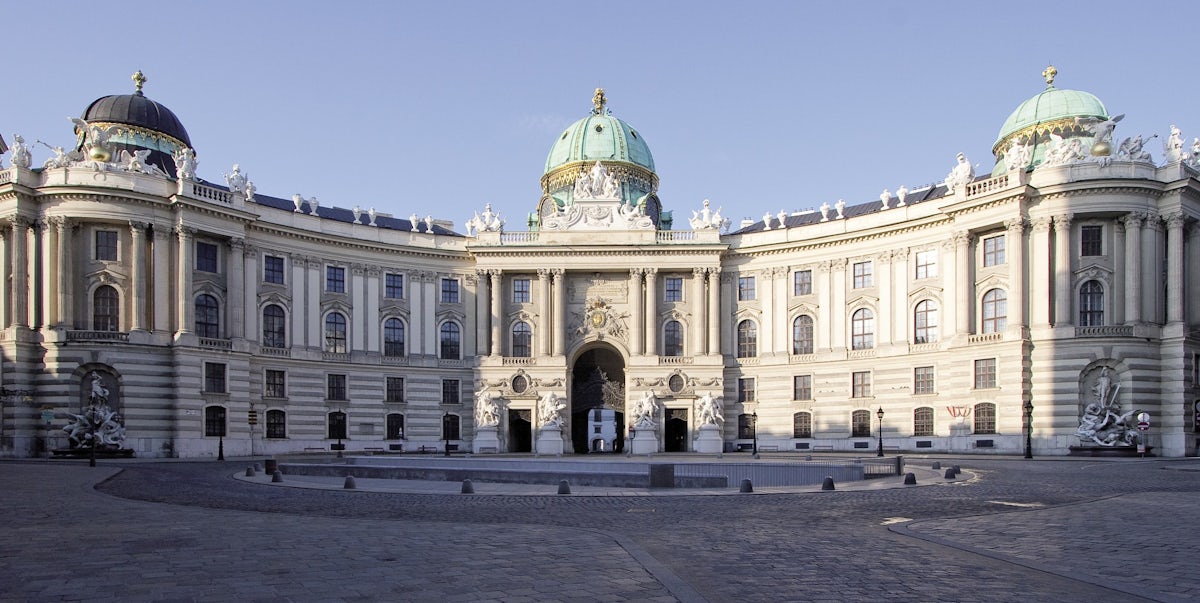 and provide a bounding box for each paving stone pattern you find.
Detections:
[2,456,1198,602]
